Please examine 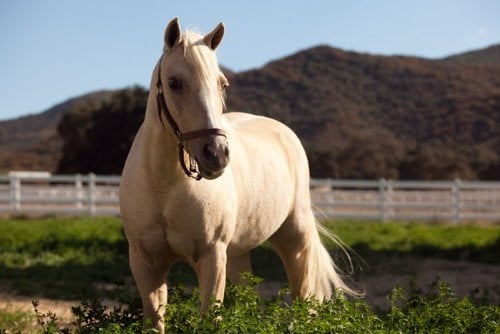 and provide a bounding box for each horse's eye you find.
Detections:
[220,79,229,91]
[168,77,183,92]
